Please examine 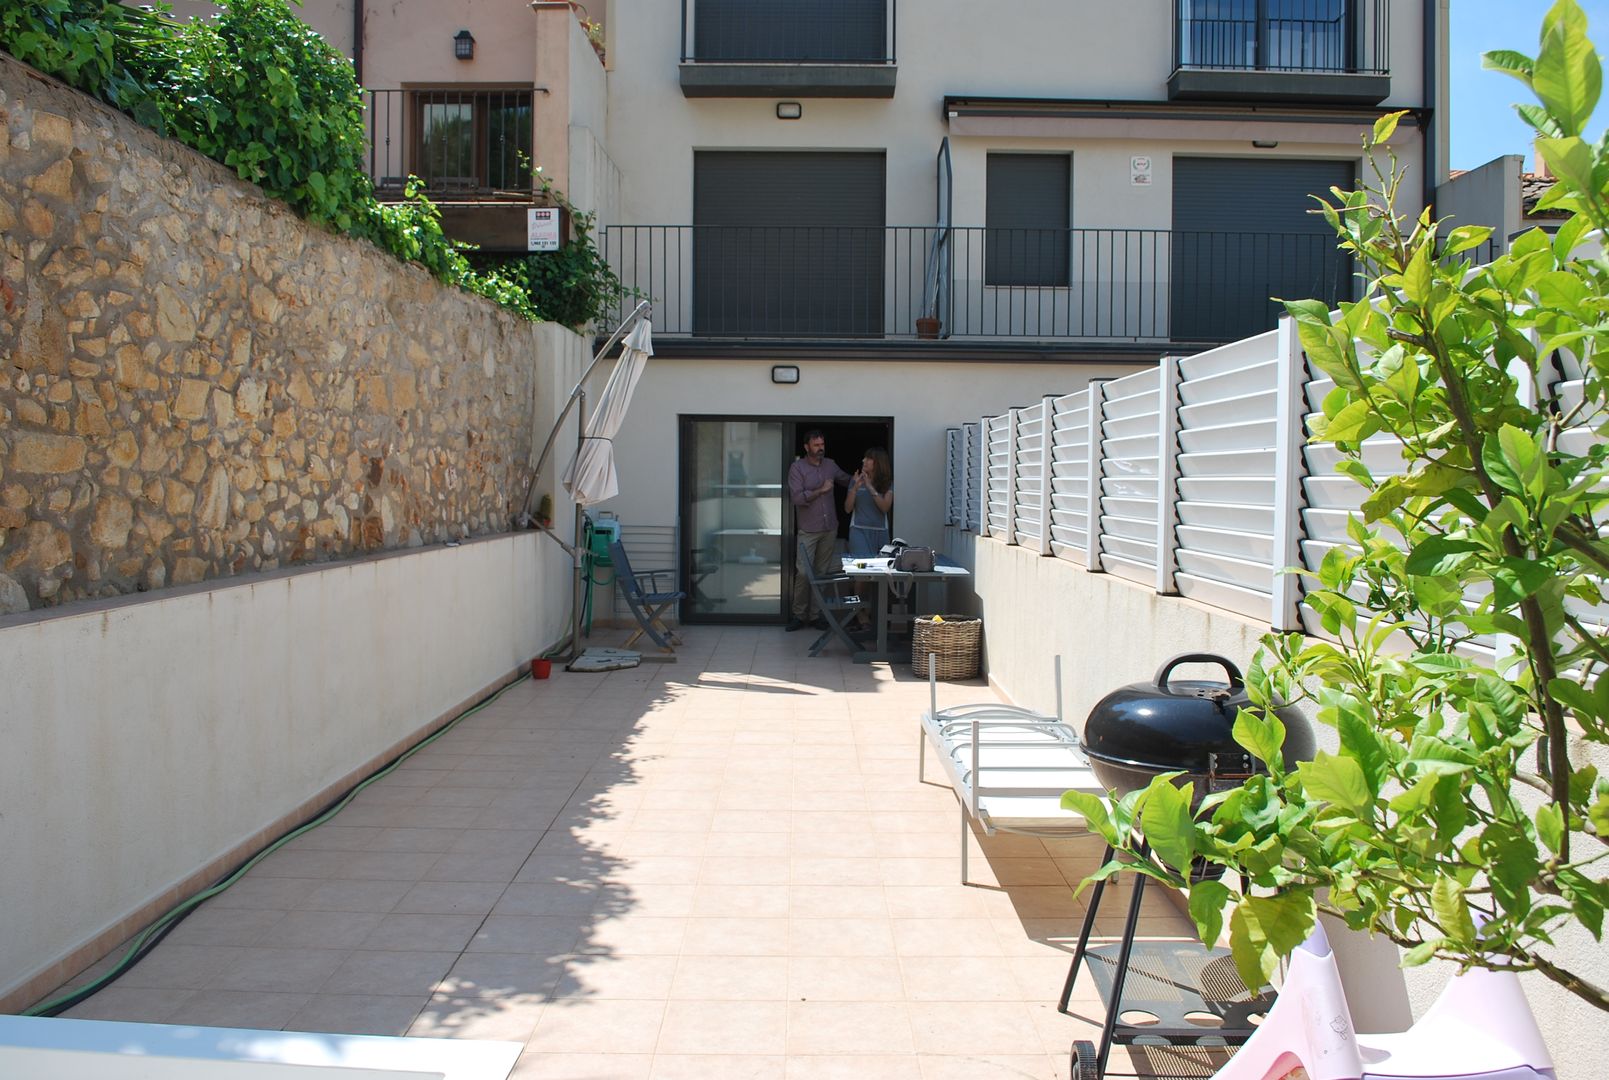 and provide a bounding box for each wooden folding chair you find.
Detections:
[609,540,685,653]
[797,541,867,657]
